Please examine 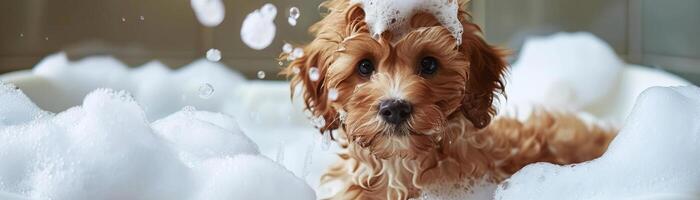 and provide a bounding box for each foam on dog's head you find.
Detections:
[351,0,463,44]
